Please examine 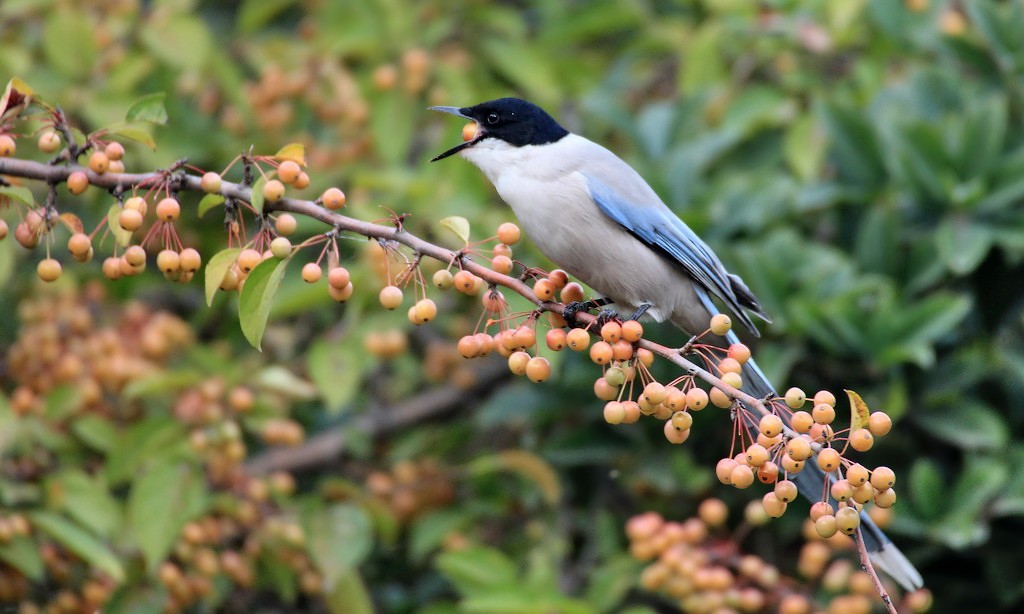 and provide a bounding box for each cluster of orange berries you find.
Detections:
[628,501,932,614]
[714,385,899,537]
[363,459,456,522]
